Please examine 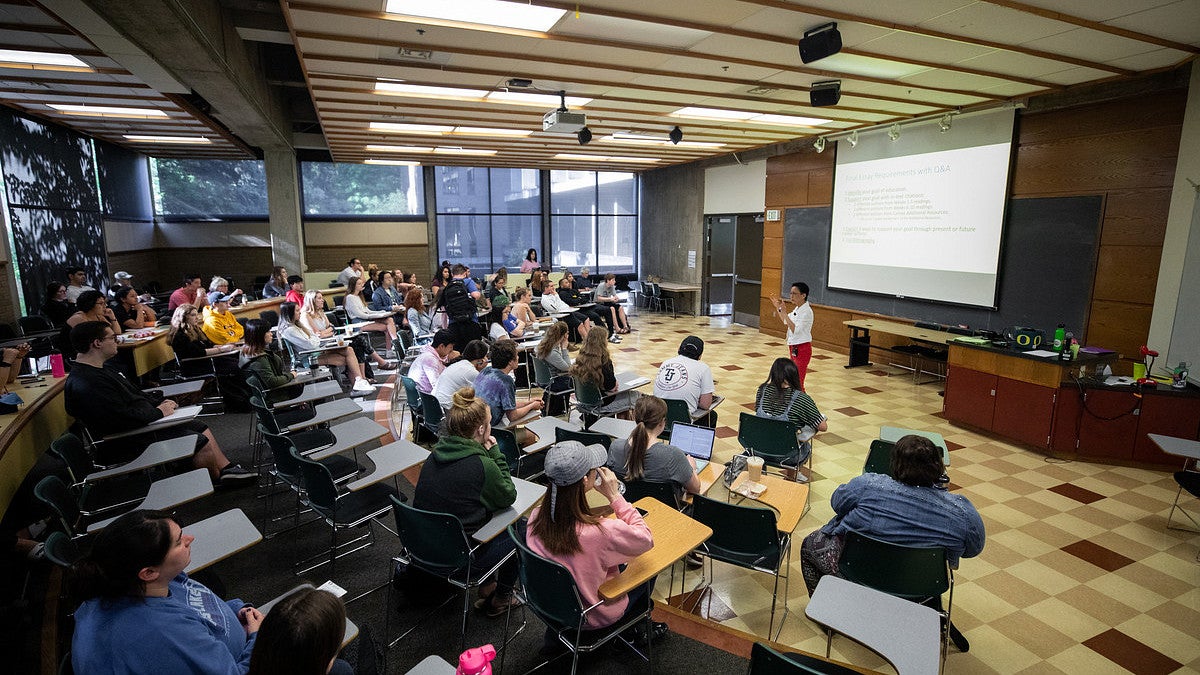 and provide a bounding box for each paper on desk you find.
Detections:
[1023,349,1059,358]
[148,405,202,425]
